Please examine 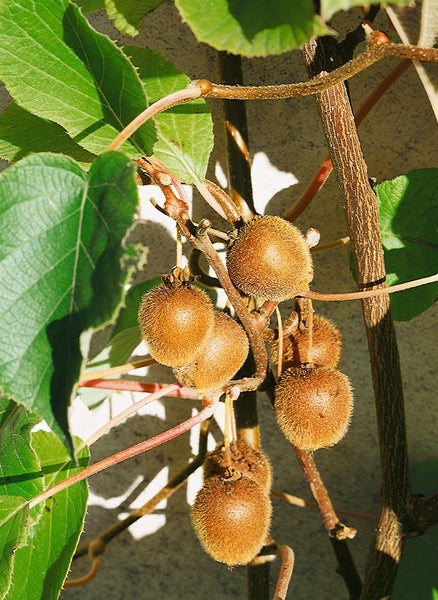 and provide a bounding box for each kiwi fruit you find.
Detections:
[270,314,342,369]
[138,270,214,367]
[203,440,272,495]
[174,311,249,392]
[226,215,313,301]
[191,474,272,566]
[274,366,353,451]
